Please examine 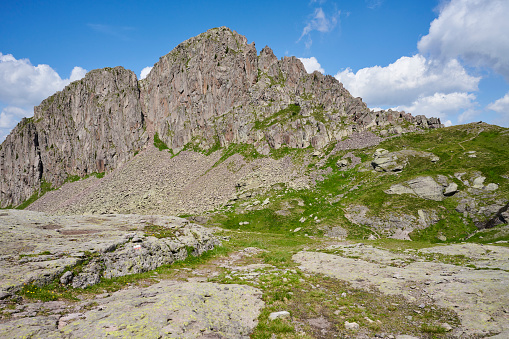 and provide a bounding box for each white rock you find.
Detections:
[485,183,499,191]
[268,311,290,320]
[344,321,359,330]
[443,182,458,196]
[472,176,486,189]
